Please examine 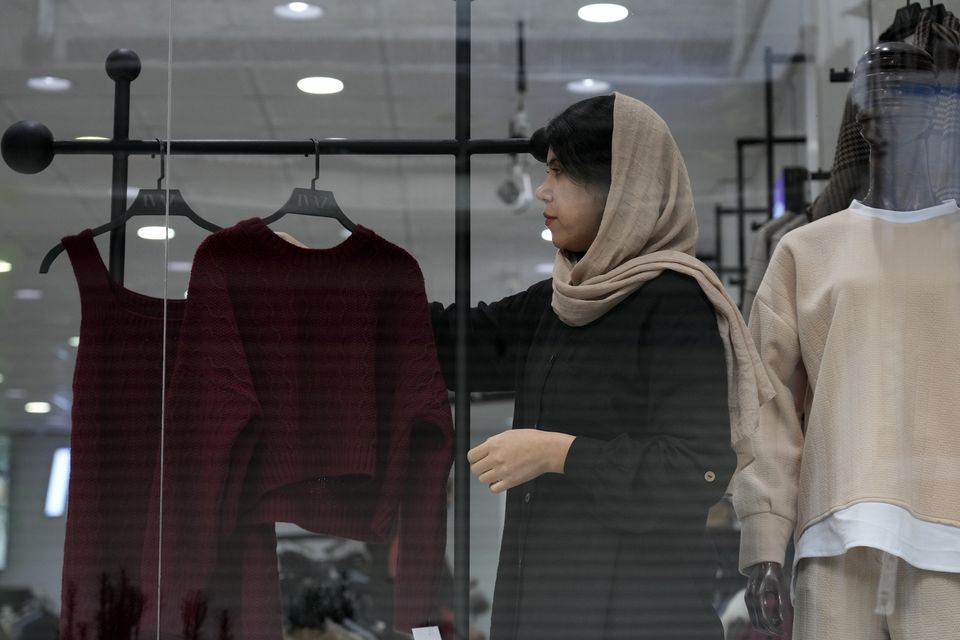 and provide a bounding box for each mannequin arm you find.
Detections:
[745,562,789,637]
